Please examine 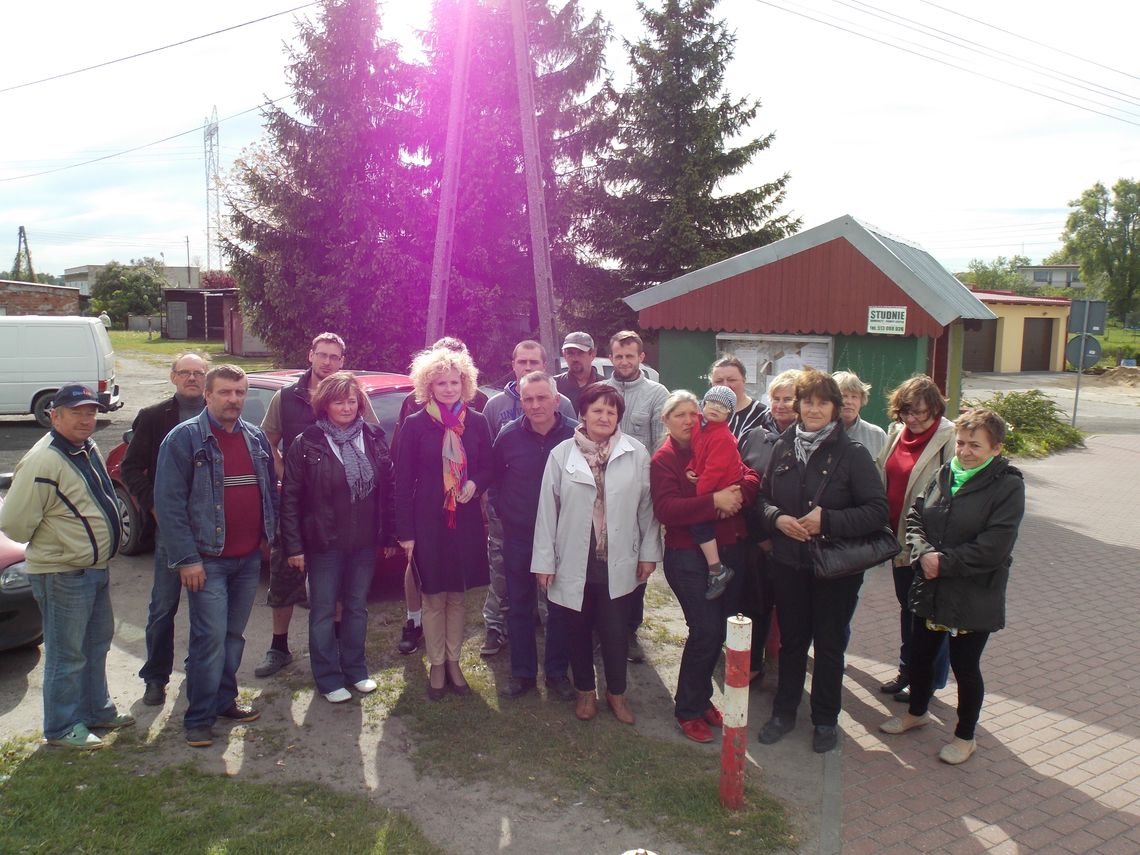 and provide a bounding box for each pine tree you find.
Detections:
[586,0,798,326]
[223,0,424,367]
